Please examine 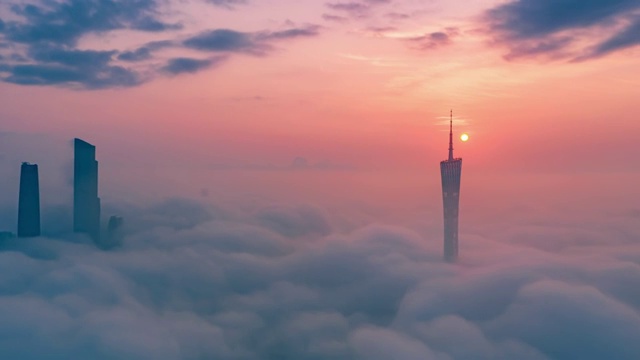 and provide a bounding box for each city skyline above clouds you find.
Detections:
[1,1,640,359]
